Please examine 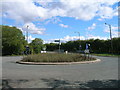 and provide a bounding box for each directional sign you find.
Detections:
[84,49,89,54]
[54,40,60,42]
[86,44,88,49]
